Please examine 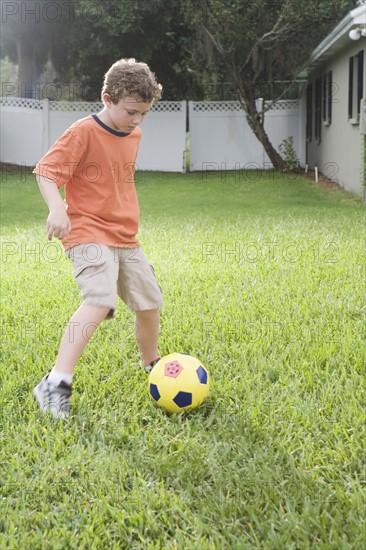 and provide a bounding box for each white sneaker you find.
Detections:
[140,358,160,374]
[33,373,72,419]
